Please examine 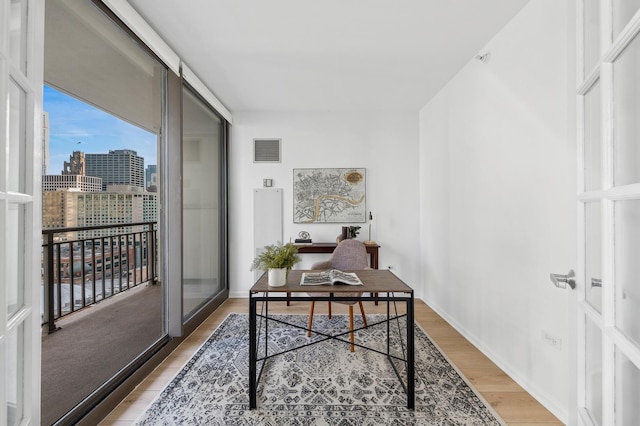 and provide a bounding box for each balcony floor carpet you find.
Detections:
[135,312,505,425]
[41,284,162,426]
